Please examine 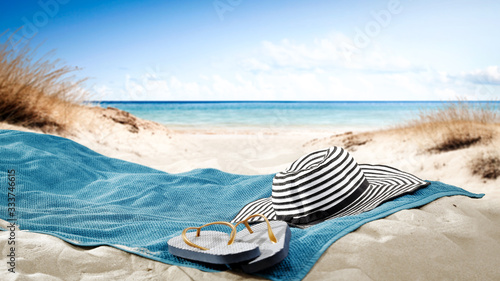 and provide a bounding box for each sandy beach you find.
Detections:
[2,1,500,279]
[1,105,499,280]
